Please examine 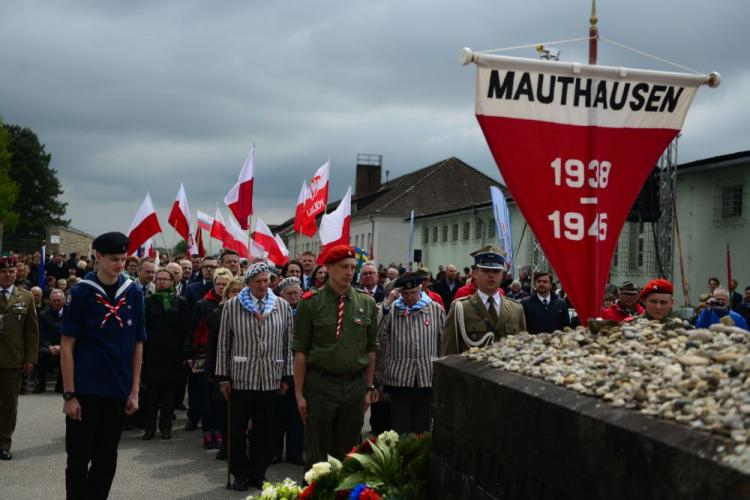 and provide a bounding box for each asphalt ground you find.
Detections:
[3,390,309,499]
